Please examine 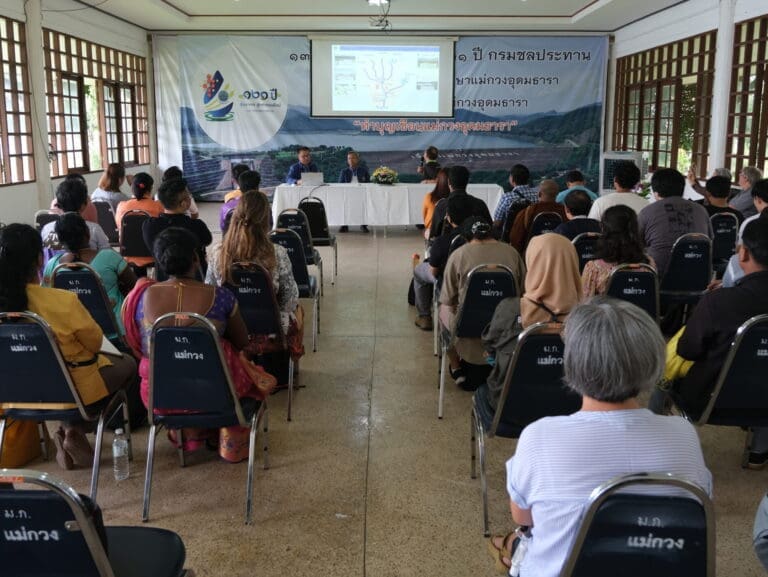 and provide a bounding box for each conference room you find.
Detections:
[1,0,768,576]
